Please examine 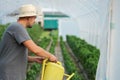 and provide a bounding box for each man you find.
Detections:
[0,4,57,80]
